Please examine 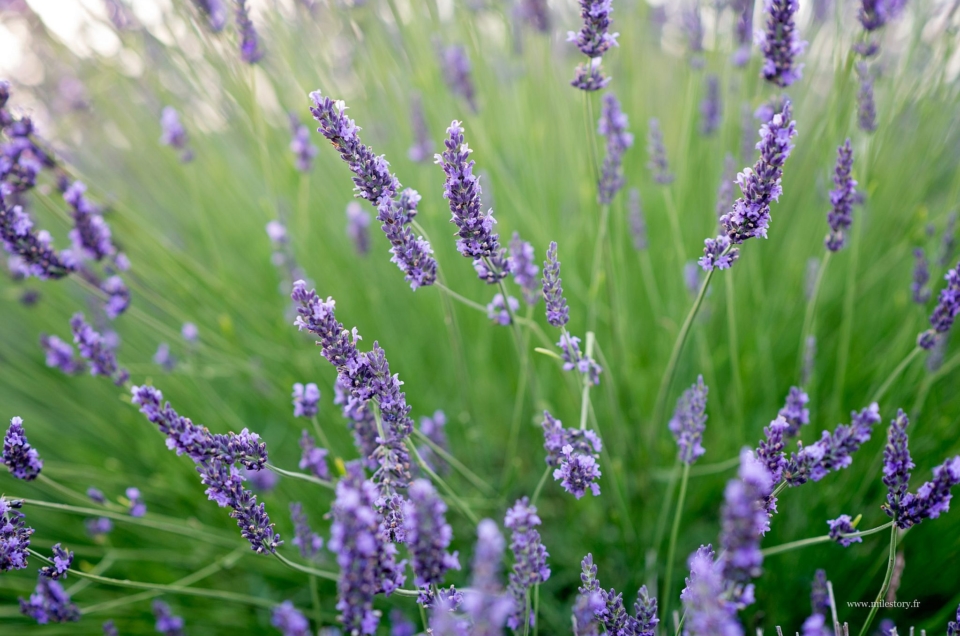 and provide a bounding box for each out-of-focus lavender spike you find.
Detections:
[732,0,755,66]
[778,386,810,437]
[1,497,34,572]
[758,0,806,88]
[859,0,908,32]
[810,569,830,615]
[857,62,877,133]
[63,181,116,264]
[292,382,320,418]
[701,99,798,271]
[646,118,673,185]
[802,335,816,386]
[597,92,633,205]
[505,498,550,630]
[680,545,742,634]
[160,107,194,163]
[827,514,861,547]
[462,519,512,632]
[40,334,86,374]
[571,58,611,92]
[558,333,602,386]
[918,262,960,349]
[125,487,146,517]
[70,313,127,384]
[416,410,449,475]
[784,403,881,485]
[298,430,329,480]
[346,202,371,256]
[272,601,310,636]
[541,241,569,327]
[101,275,130,319]
[153,600,185,635]
[192,0,228,32]
[404,479,459,590]
[244,466,277,491]
[682,3,704,67]
[515,0,550,32]
[407,95,433,163]
[628,189,648,251]
[715,153,737,223]
[1,201,73,280]
[19,577,79,624]
[805,257,820,300]
[949,603,960,636]
[912,247,931,304]
[700,75,722,136]
[487,293,519,326]
[440,45,477,111]
[181,322,199,343]
[289,502,323,560]
[234,0,264,64]
[288,114,317,173]
[3,417,43,481]
[104,0,137,30]
[683,261,701,296]
[567,0,618,90]
[509,233,539,305]
[939,212,957,267]
[669,376,708,465]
